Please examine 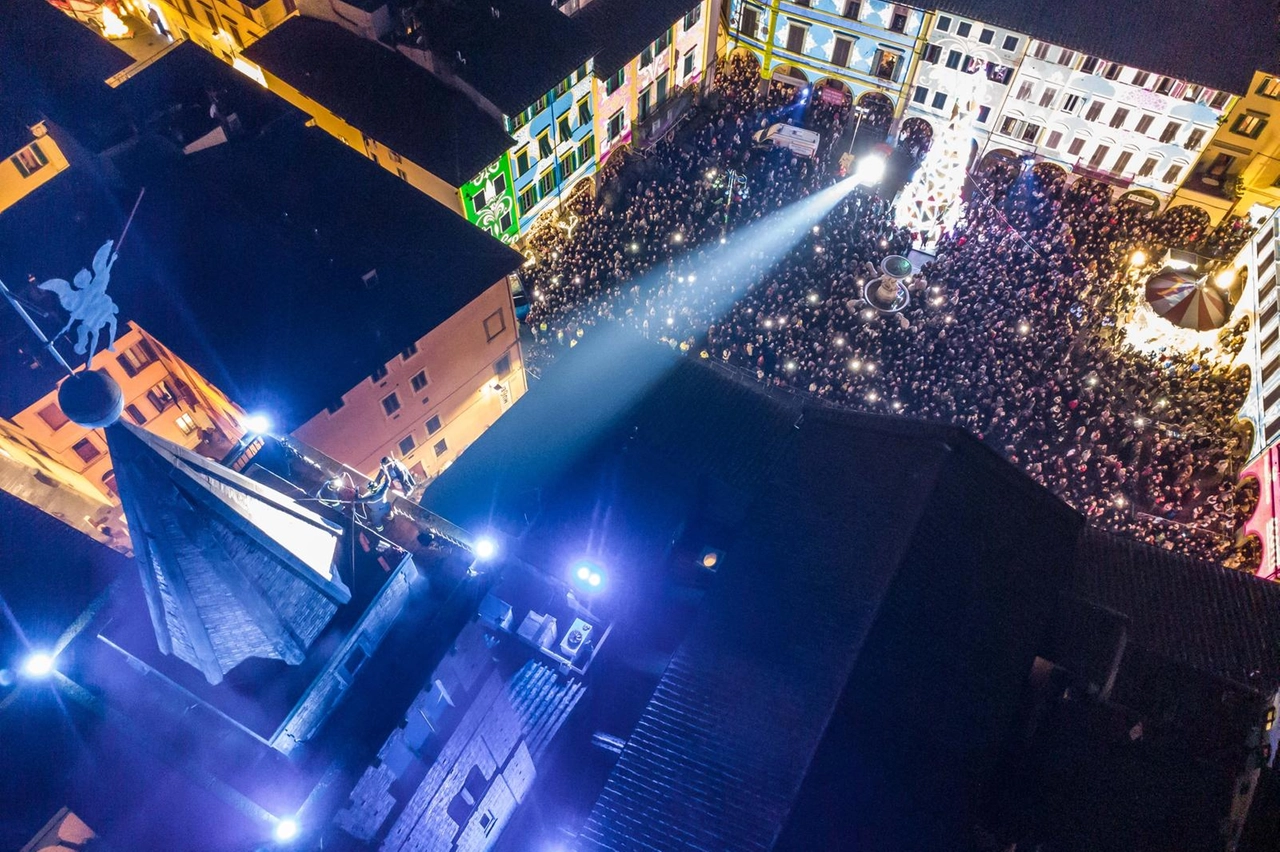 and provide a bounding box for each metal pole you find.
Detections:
[0,277,74,376]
